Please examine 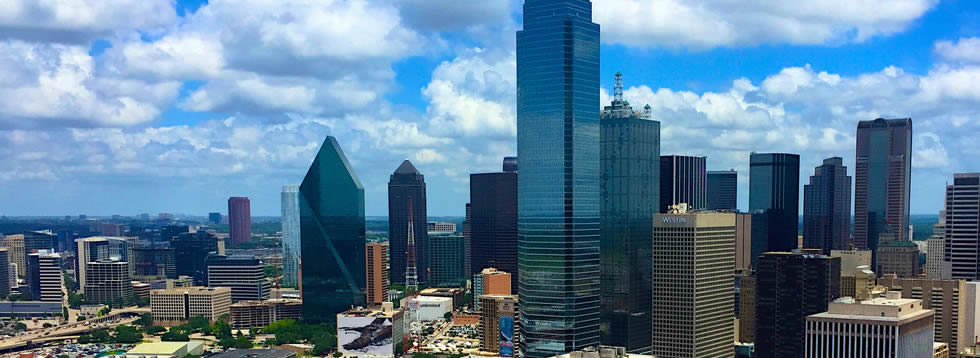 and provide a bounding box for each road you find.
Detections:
[0,307,148,353]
